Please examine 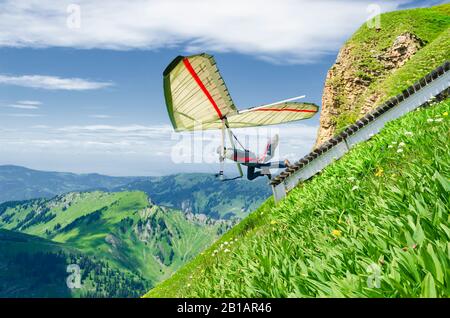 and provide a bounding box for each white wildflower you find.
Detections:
[224,241,228,245]
[405,131,413,137]
[391,141,397,144]
[388,145,394,148]
[398,142,406,147]
[427,119,434,123]
[351,185,359,191]
[397,149,403,153]
[435,118,443,122]
[224,248,230,253]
